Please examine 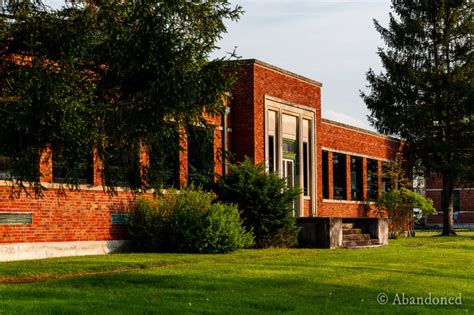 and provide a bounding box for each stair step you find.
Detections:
[346,244,387,250]
[343,228,362,235]
[343,239,380,248]
[343,233,370,241]
[342,223,354,229]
